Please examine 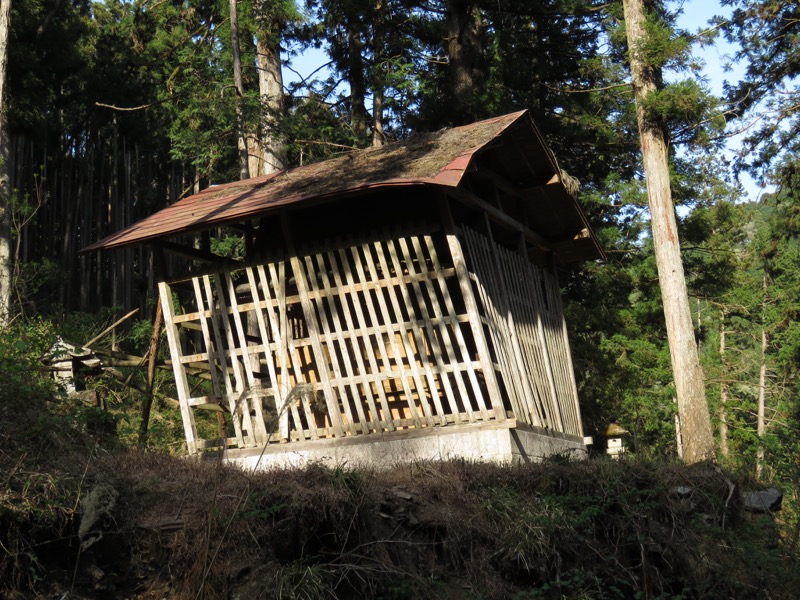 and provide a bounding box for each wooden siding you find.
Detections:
[160,225,582,453]
[459,226,583,438]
